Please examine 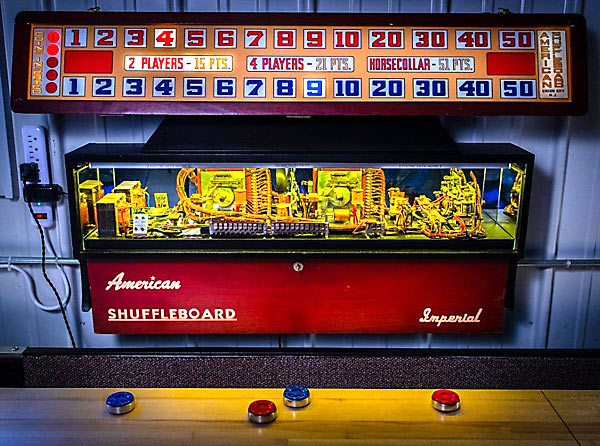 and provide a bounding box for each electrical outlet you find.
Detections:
[22,125,53,228]
[133,214,148,236]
